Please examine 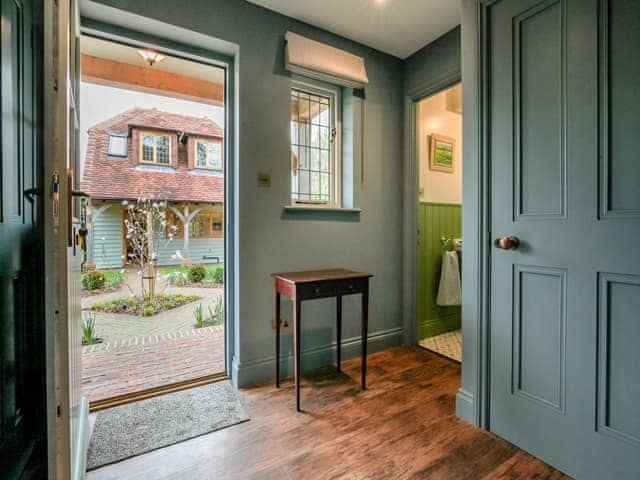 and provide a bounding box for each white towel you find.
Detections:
[436,250,462,306]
